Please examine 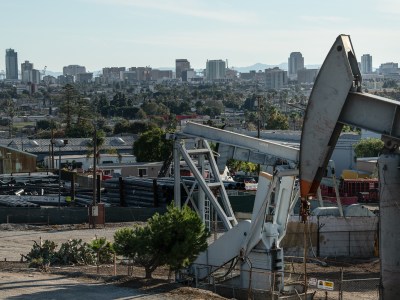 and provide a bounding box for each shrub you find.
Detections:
[89,237,114,264]
[354,138,384,158]
[113,205,209,278]
[22,240,58,269]
[24,238,115,269]
[57,239,96,265]
[113,227,136,259]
